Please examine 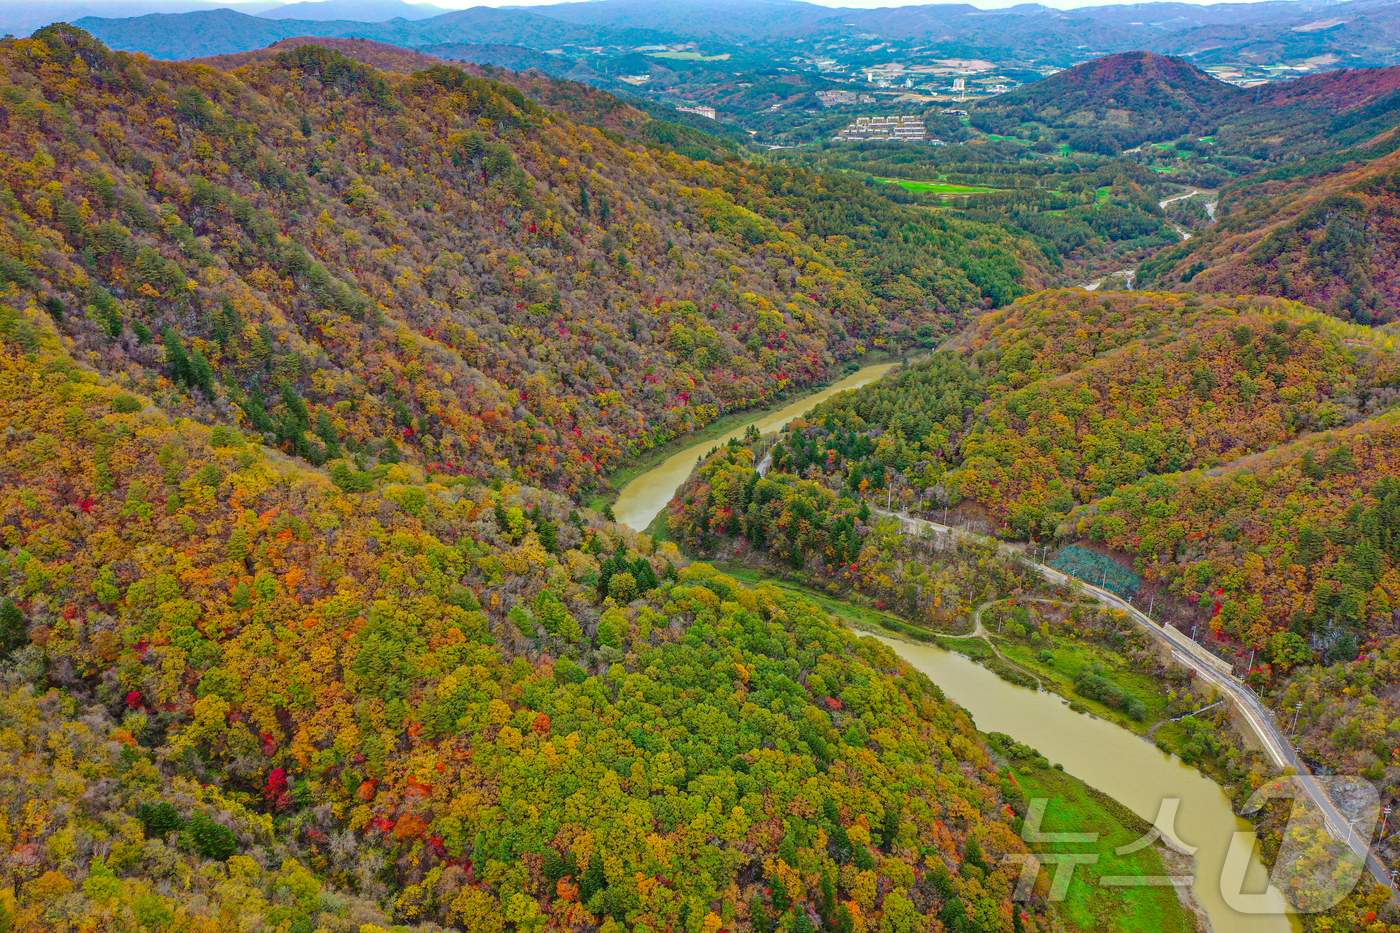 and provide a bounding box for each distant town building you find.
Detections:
[833,115,929,142]
[676,105,717,120]
[941,109,968,116]
[816,89,878,108]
